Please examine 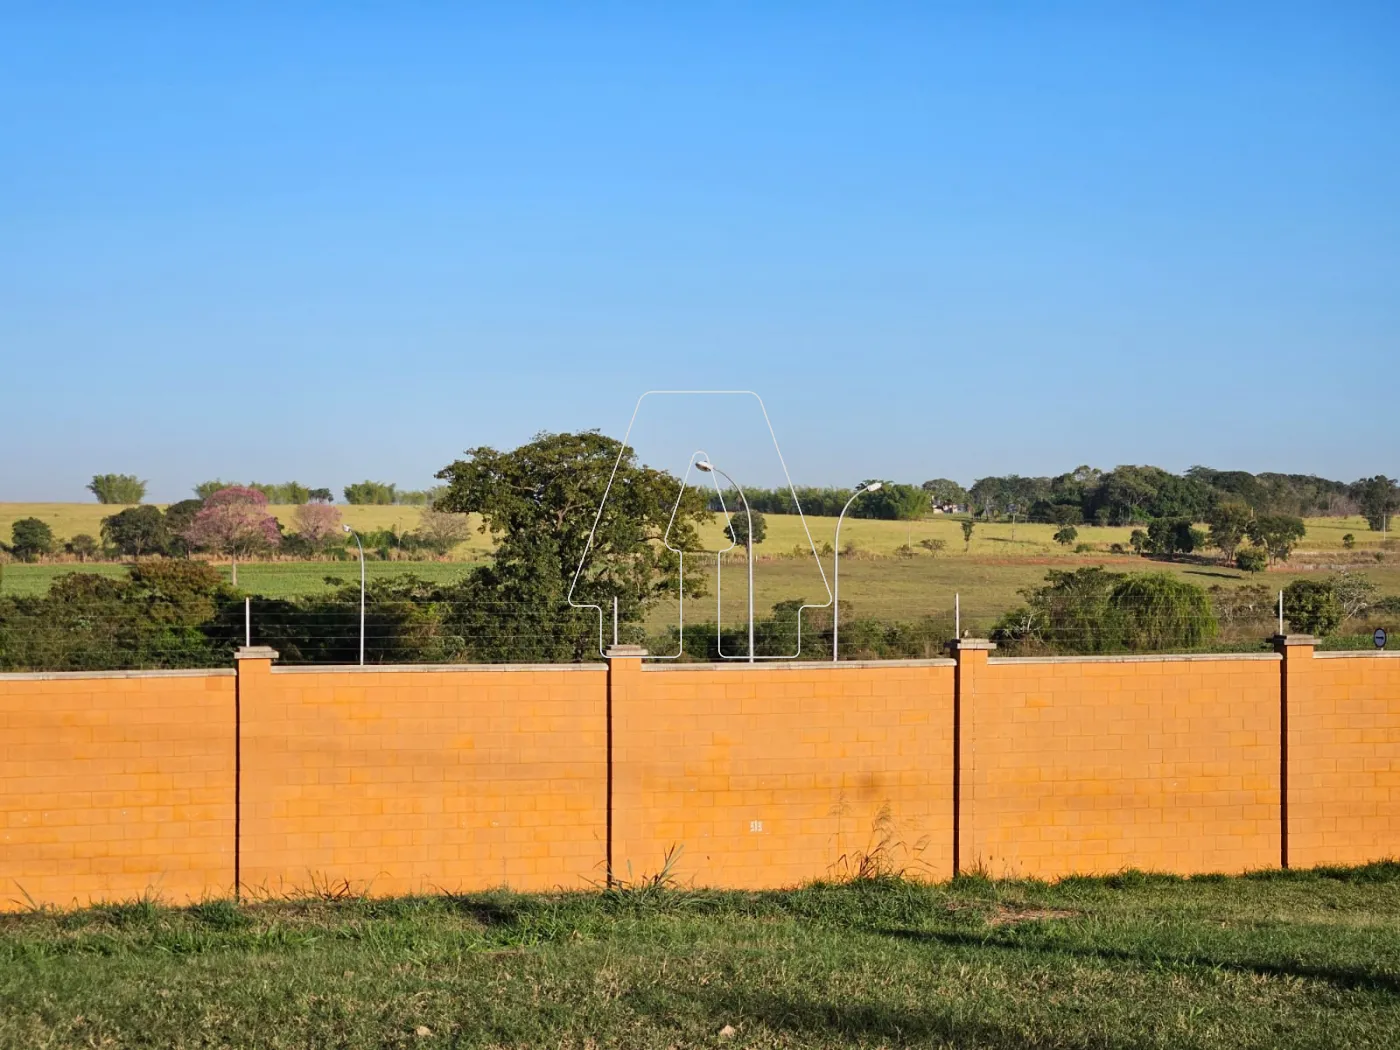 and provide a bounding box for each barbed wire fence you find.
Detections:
[1,585,1392,673]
